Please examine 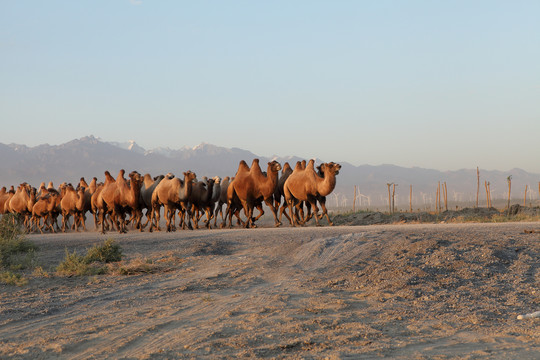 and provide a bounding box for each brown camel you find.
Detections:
[8,184,37,230]
[77,177,97,230]
[0,186,13,215]
[189,177,215,229]
[213,176,231,227]
[283,160,341,226]
[95,170,119,234]
[1,186,15,214]
[32,192,60,233]
[273,162,294,225]
[96,170,144,234]
[114,170,144,233]
[225,159,282,228]
[60,184,86,232]
[150,171,197,232]
[139,173,165,229]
